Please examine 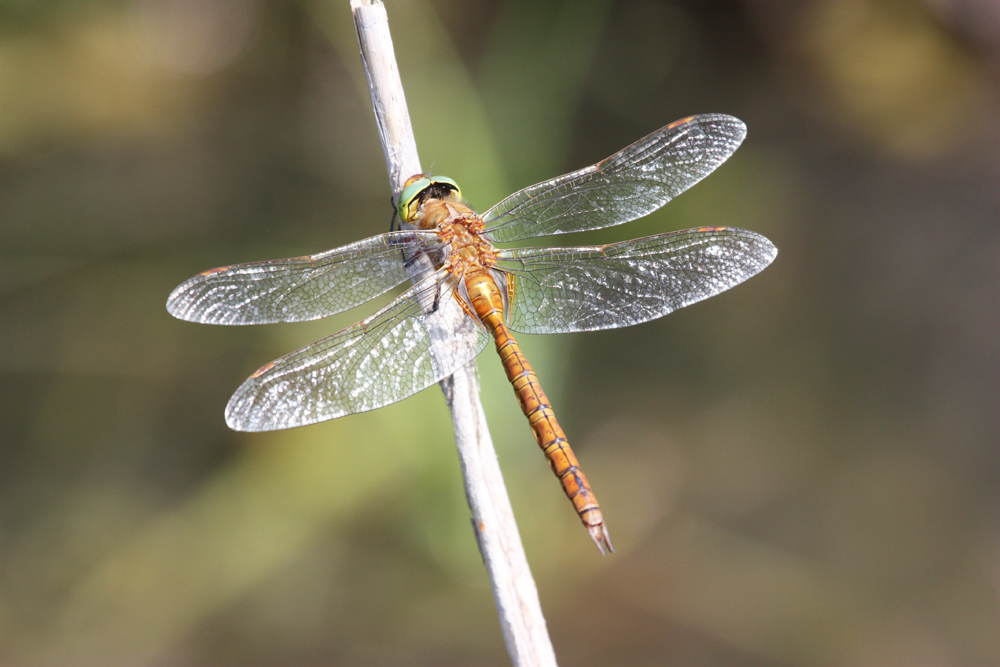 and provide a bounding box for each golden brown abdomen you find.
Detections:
[463,269,614,553]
